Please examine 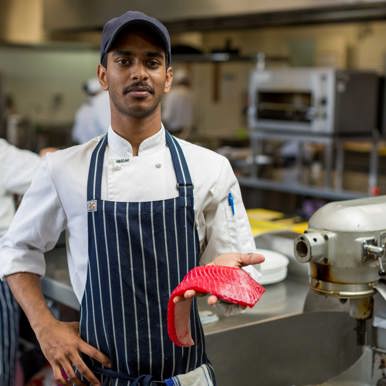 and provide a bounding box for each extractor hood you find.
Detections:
[43,0,386,33]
